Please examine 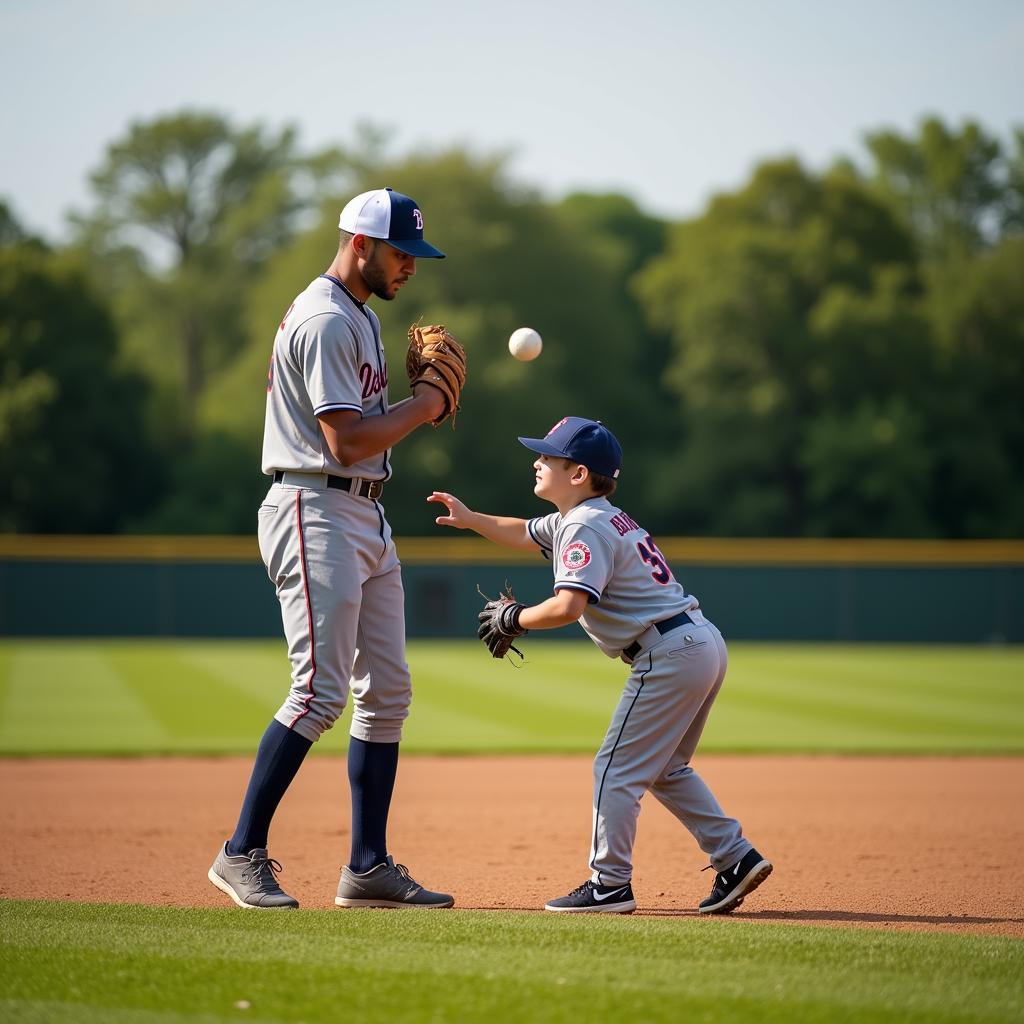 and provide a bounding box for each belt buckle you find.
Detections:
[366,480,384,500]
